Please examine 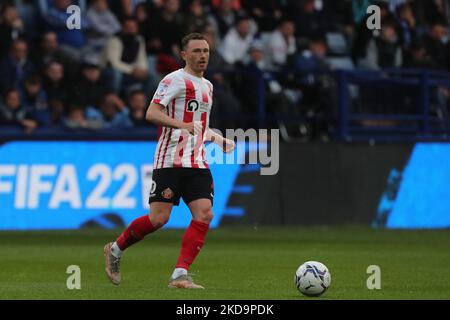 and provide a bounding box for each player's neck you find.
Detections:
[183,66,203,79]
